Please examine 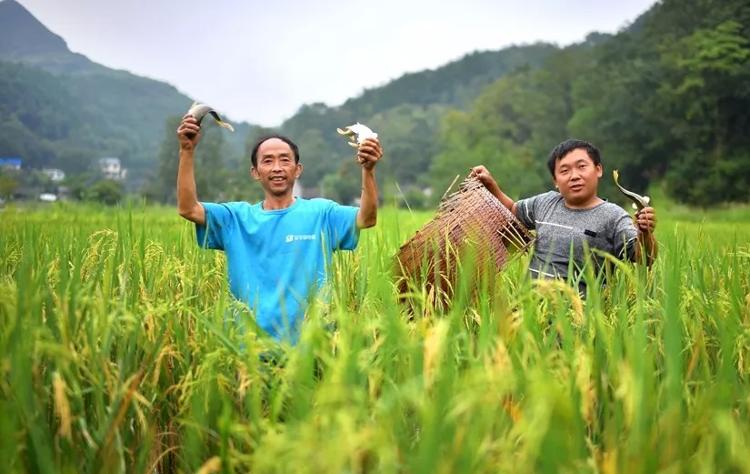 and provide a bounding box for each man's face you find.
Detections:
[251,138,302,197]
[553,148,602,207]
